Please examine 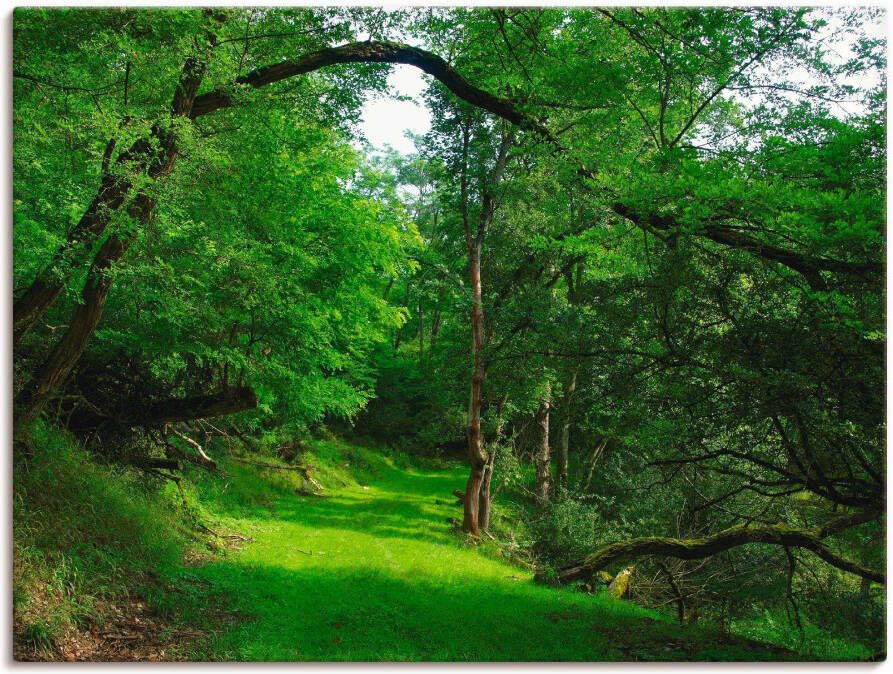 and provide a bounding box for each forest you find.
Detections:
[12,6,886,662]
